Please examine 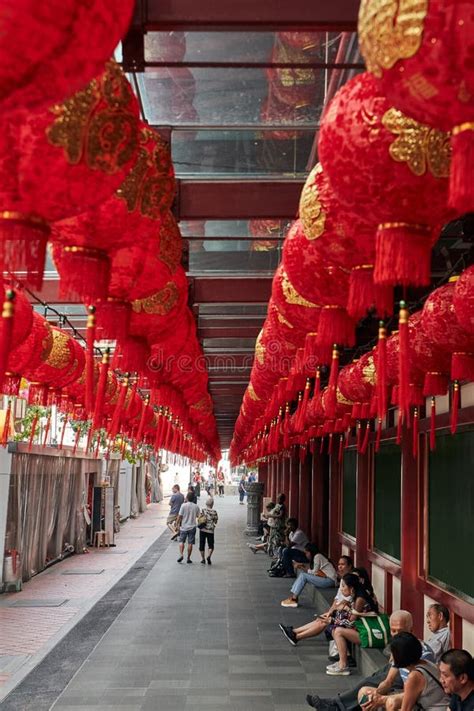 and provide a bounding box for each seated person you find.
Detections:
[276,518,309,577]
[280,572,377,658]
[267,493,287,556]
[280,554,353,622]
[439,649,474,711]
[305,609,435,710]
[373,632,449,711]
[425,604,451,661]
[280,544,337,608]
[326,574,380,676]
[248,501,275,553]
